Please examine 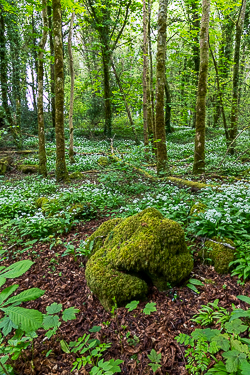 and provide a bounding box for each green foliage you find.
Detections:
[186,278,204,294]
[143,302,157,315]
[147,349,162,373]
[229,240,250,284]
[125,300,139,312]
[176,296,250,375]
